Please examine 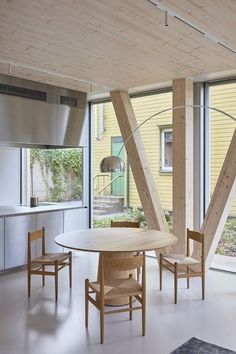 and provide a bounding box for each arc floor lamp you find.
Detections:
[100,104,236,173]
